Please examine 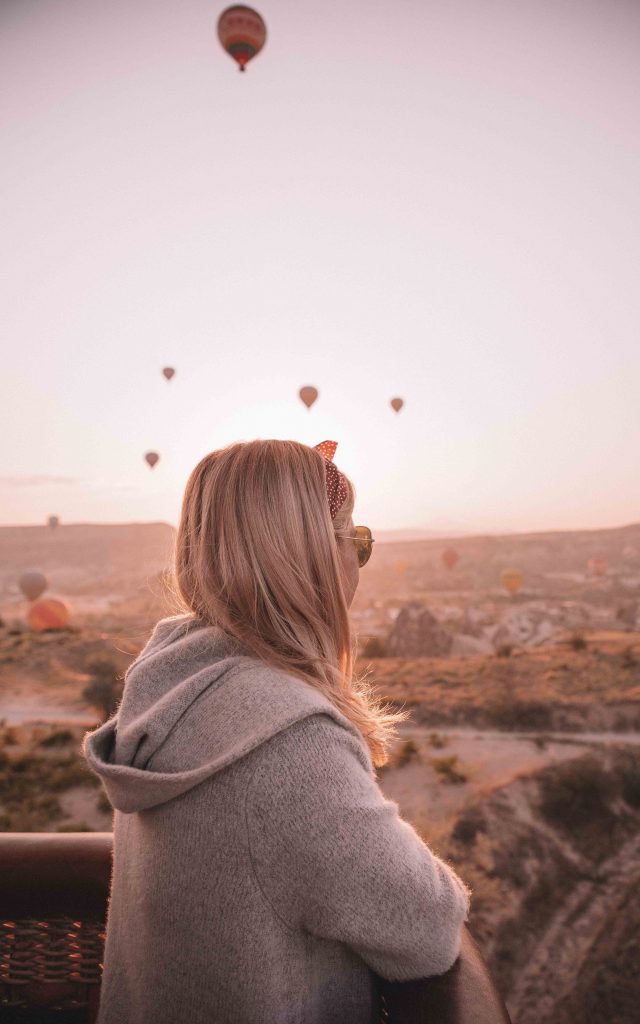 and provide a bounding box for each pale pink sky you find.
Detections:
[2,0,639,533]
